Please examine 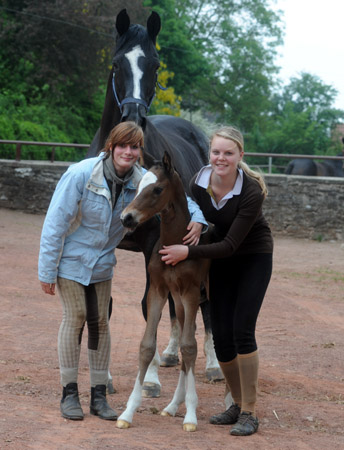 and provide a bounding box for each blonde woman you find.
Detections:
[159,126,273,436]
